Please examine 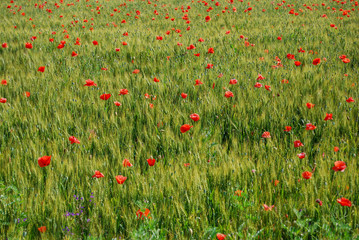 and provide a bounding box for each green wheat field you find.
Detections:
[0,0,358,239]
